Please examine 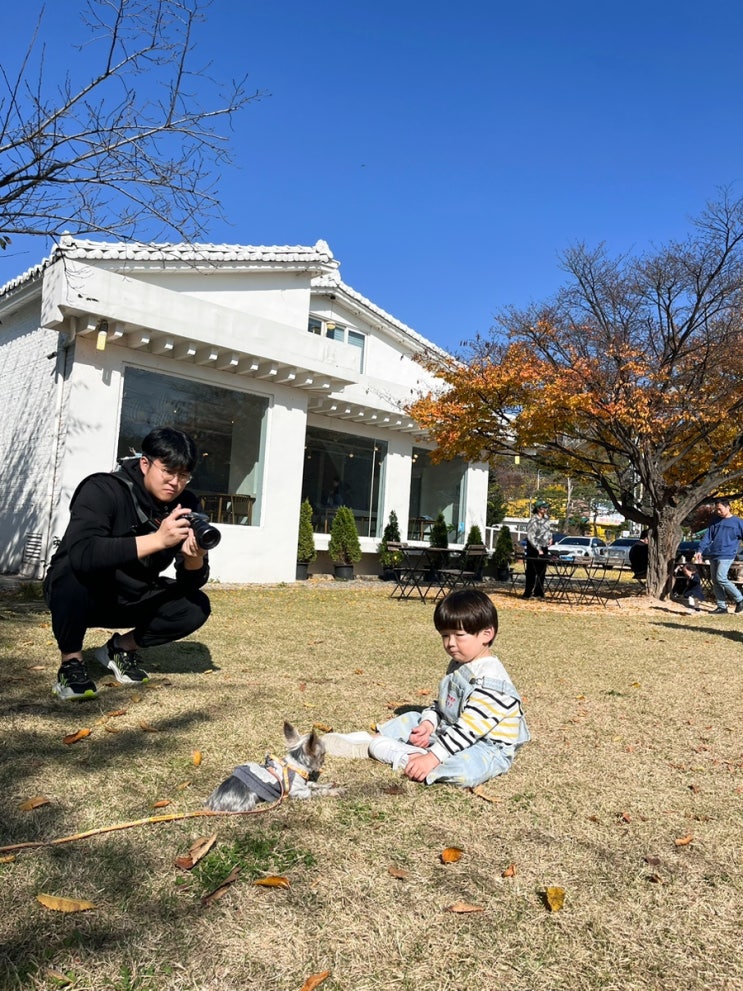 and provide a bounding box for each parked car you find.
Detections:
[549,536,606,559]
[599,537,641,565]
[675,539,701,560]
